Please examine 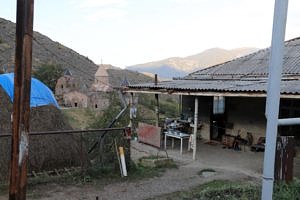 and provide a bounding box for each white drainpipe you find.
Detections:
[278,118,300,126]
